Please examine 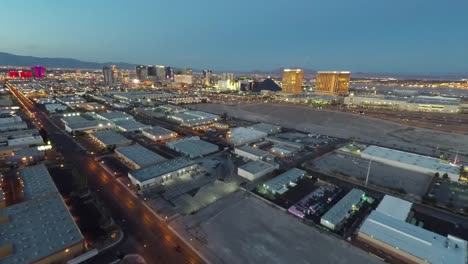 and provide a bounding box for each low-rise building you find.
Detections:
[0,164,85,264]
[357,195,467,264]
[361,145,461,181]
[141,126,177,142]
[115,144,166,170]
[166,136,219,158]
[234,145,269,161]
[237,160,279,181]
[270,144,298,157]
[128,158,198,190]
[168,111,219,127]
[227,127,268,146]
[114,120,150,132]
[7,135,43,147]
[0,122,28,132]
[262,168,306,195]
[4,146,45,165]
[45,103,68,112]
[96,111,134,122]
[320,189,365,231]
[89,130,132,148]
